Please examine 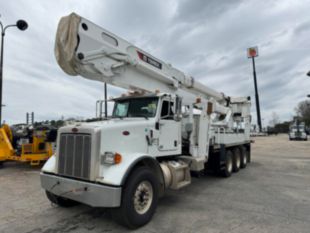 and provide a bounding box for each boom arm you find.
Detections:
[55,13,227,104]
